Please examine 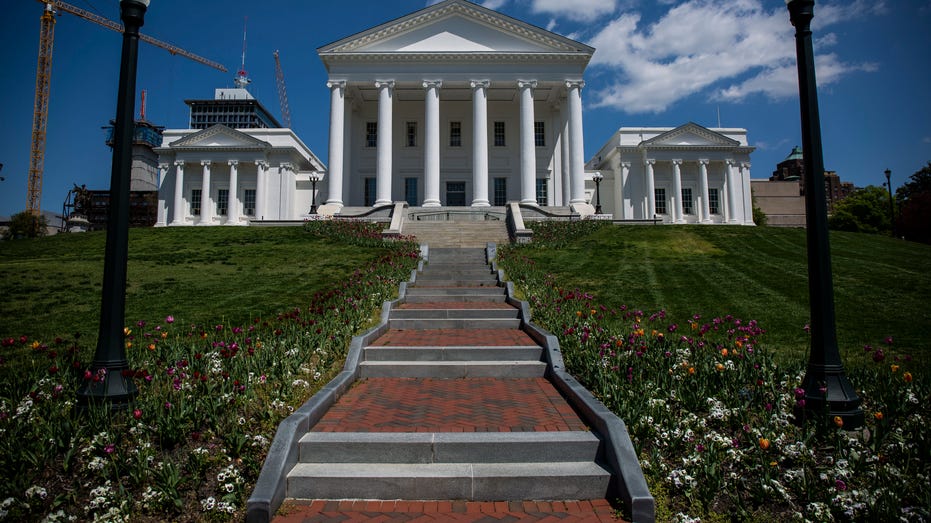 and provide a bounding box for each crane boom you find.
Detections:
[26,0,227,215]
[273,50,292,128]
